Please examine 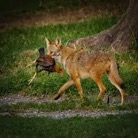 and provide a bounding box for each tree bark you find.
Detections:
[69,0,138,52]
